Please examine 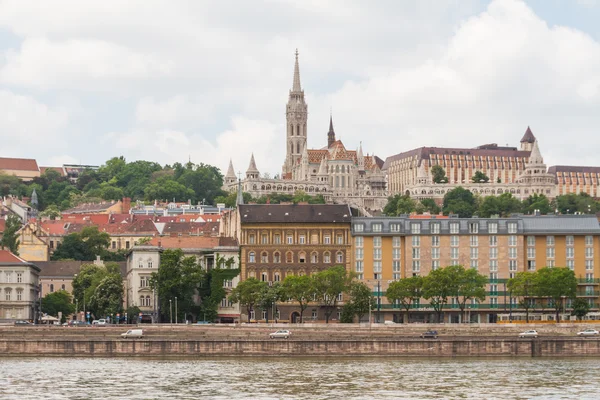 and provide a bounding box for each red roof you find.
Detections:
[0,157,39,172]
[0,249,27,263]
